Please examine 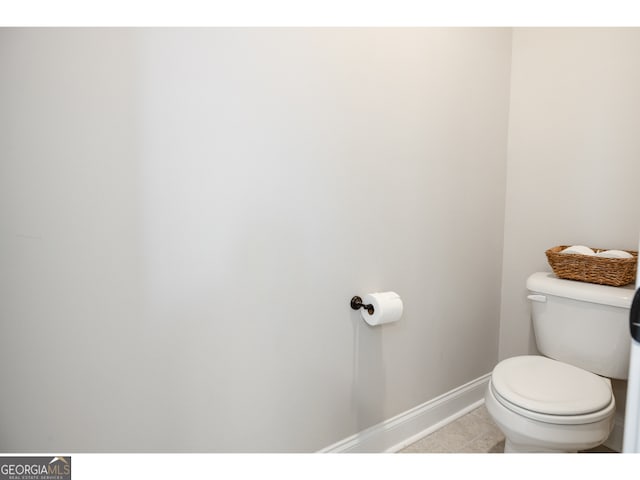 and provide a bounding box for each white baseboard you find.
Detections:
[319,373,491,453]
